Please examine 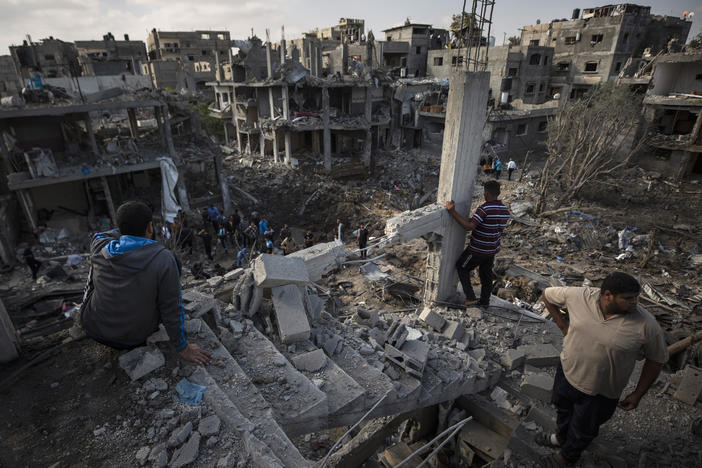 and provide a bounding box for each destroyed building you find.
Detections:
[639,51,702,179]
[520,3,692,99]
[0,56,21,99]
[75,32,147,77]
[9,36,80,81]
[208,36,391,174]
[144,29,233,91]
[382,22,449,78]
